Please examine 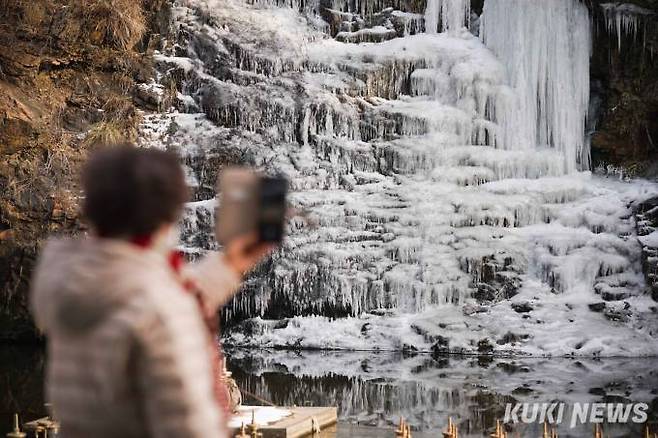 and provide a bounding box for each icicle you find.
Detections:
[600,3,653,52]
[480,0,592,173]
[424,0,471,34]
